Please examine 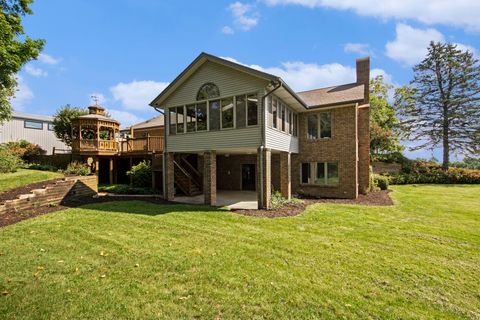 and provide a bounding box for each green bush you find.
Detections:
[0,149,22,173]
[0,140,45,162]
[23,163,59,172]
[271,190,303,209]
[127,160,152,188]
[387,167,480,185]
[65,161,90,176]
[98,184,155,195]
[374,174,389,190]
